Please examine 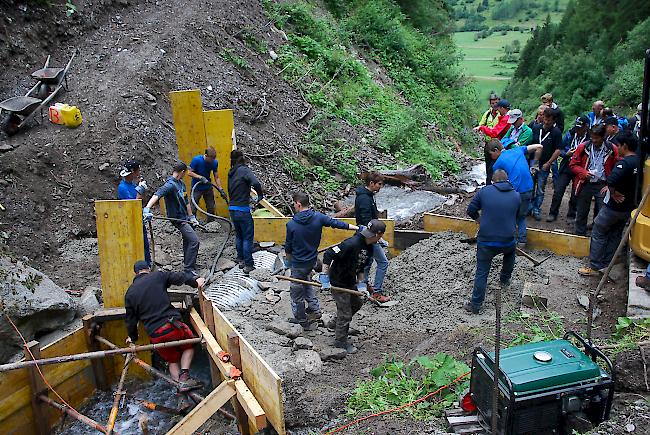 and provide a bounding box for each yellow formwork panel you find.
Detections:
[253,217,395,254]
[204,109,234,217]
[630,210,650,261]
[422,213,589,257]
[95,200,150,378]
